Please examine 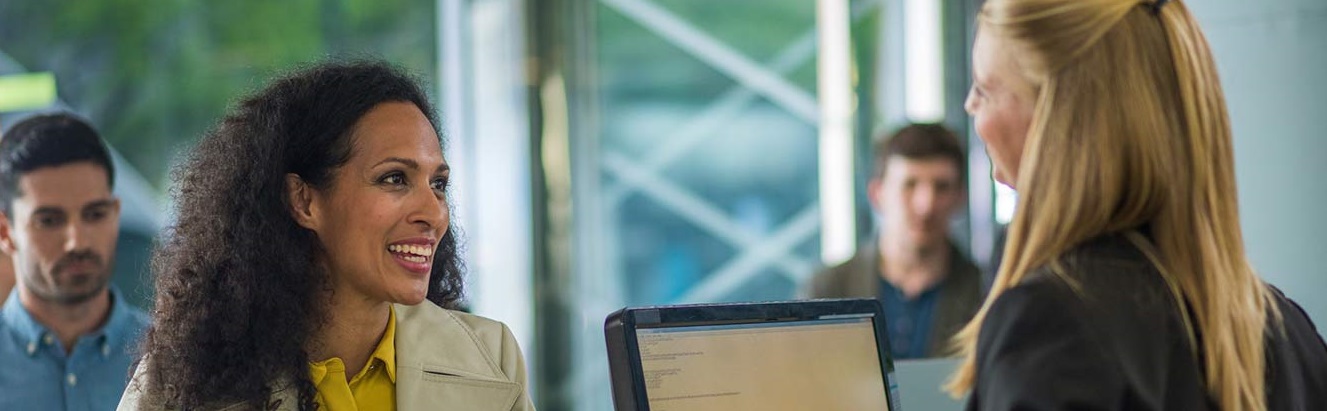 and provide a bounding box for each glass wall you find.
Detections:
[526,1,891,409]
[594,0,824,307]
